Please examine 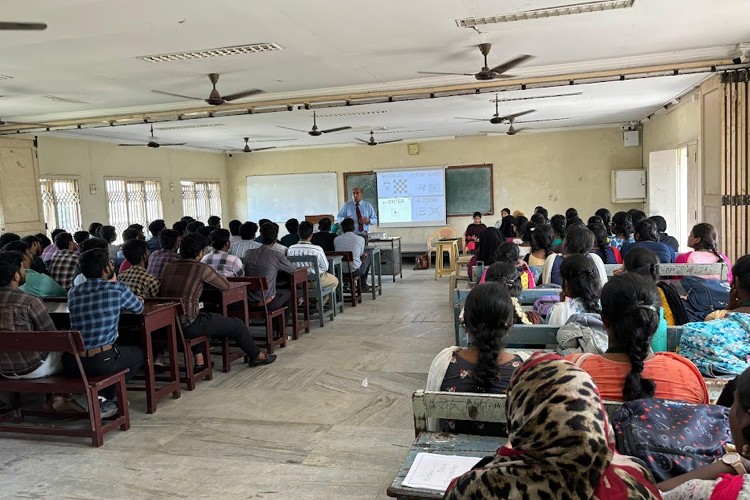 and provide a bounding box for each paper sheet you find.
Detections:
[401,452,482,491]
